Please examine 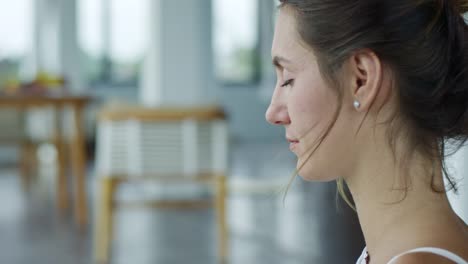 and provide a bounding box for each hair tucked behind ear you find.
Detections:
[280,0,468,207]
